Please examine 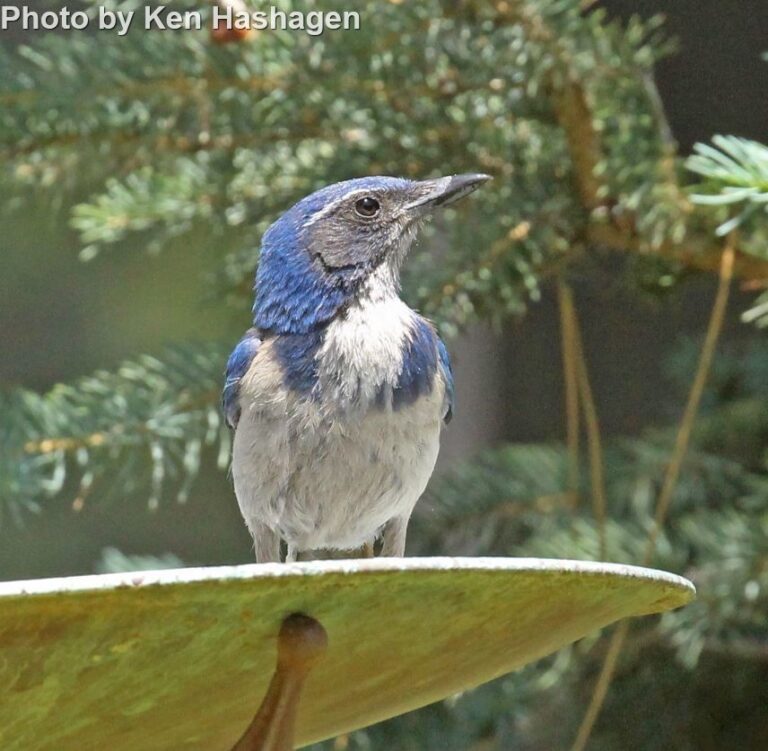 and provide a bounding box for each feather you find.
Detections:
[222,328,261,429]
